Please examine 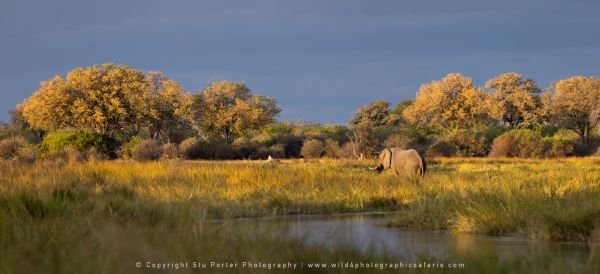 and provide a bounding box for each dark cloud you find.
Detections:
[1,0,599,123]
